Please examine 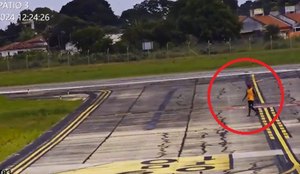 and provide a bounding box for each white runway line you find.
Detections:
[233,148,300,159]
[0,68,299,95]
